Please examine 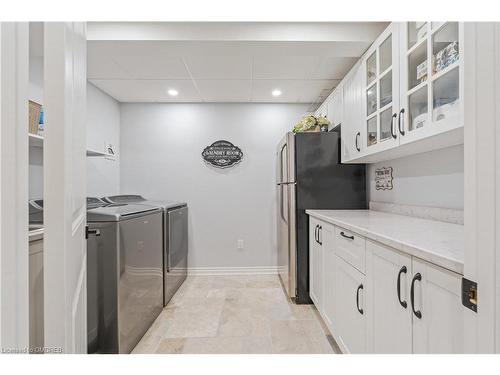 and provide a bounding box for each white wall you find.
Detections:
[367,144,464,210]
[120,103,308,269]
[28,80,121,199]
[86,83,120,197]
